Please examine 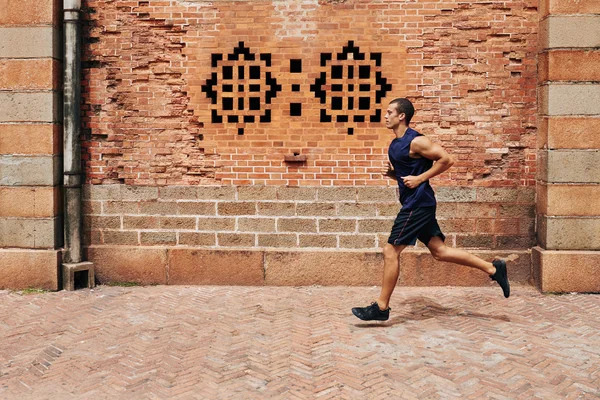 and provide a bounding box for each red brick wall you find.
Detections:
[81,0,538,187]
